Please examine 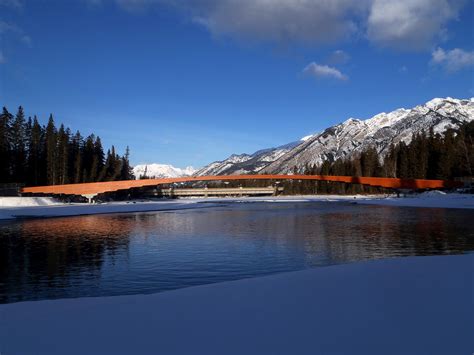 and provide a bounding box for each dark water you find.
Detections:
[1,202,473,304]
